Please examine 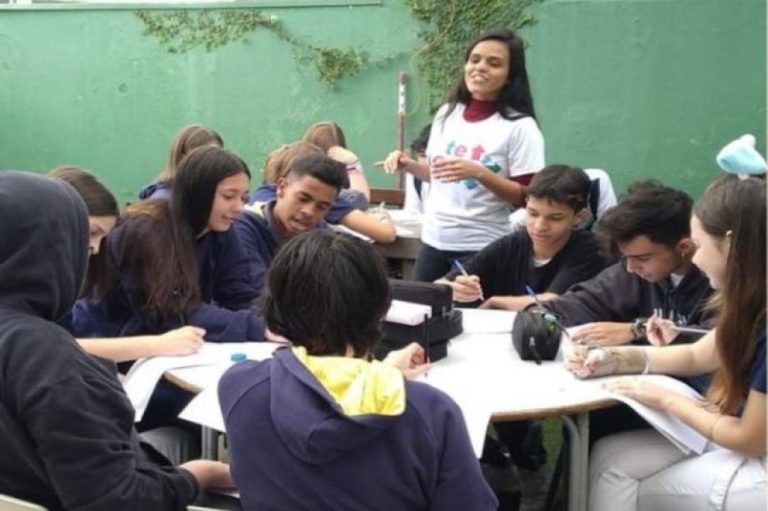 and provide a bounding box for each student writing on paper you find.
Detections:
[70,145,265,434]
[544,180,716,347]
[0,172,234,510]
[437,165,613,310]
[219,230,497,511]
[52,167,208,364]
[252,141,396,243]
[567,174,766,510]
